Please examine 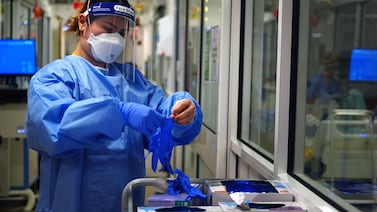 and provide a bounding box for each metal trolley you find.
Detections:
[121,177,218,212]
